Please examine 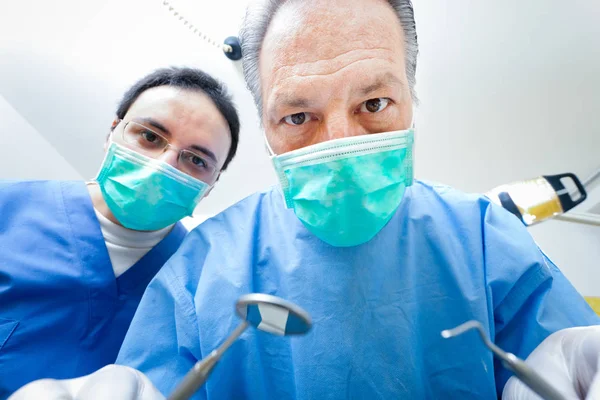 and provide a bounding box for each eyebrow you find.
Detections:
[269,97,311,117]
[134,117,218,164]
[357,72,404,97]
[135,117,170,135]
[282,98,310,109]
[268,72,405,117]
[189,145,218,164]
